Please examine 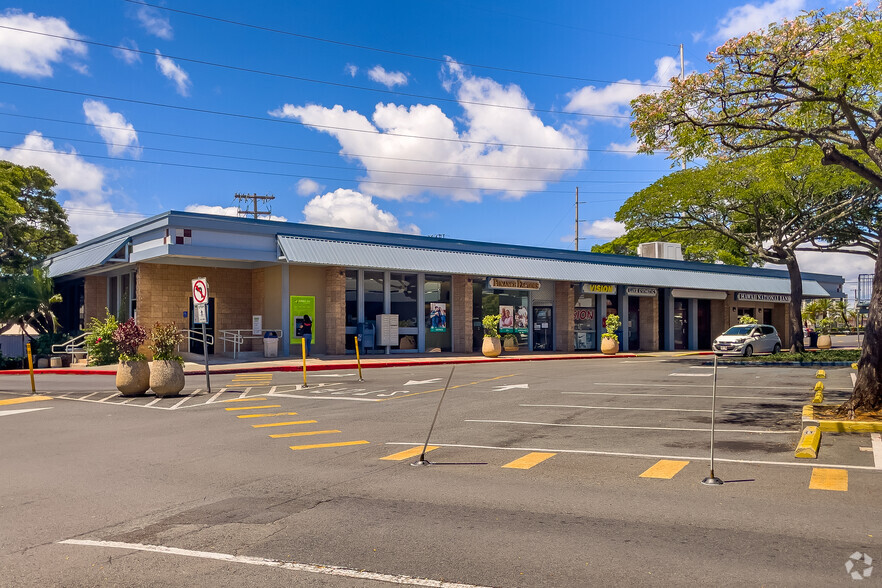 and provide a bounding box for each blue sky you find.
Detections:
[0,0,873,294]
